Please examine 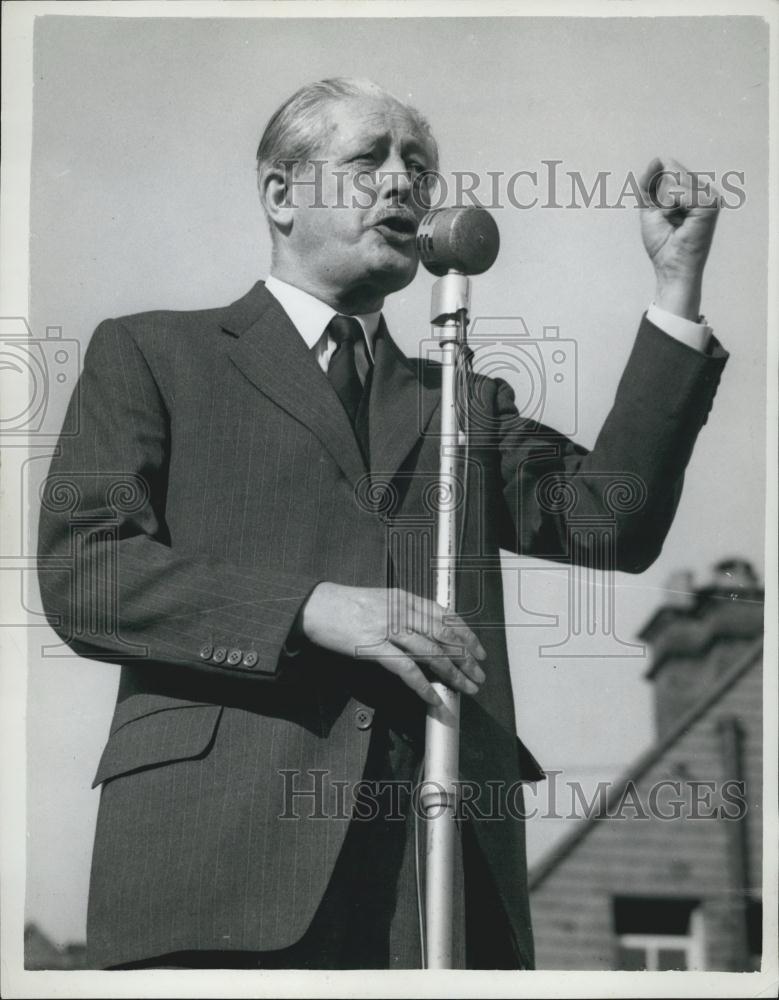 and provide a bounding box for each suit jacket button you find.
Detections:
[355,707,374,730]
[199,643,213,660]
[226,648,242,666]
[212,646,227,664]
[242,651,258,668]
